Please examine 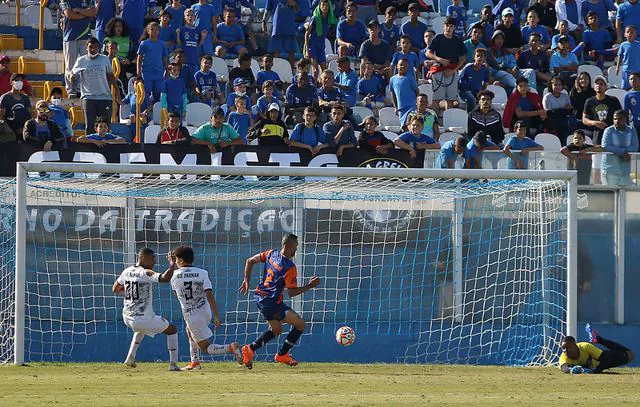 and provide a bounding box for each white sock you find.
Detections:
[127,332,144,359]
[167,333,179,364]
[189,337,201,363]
[205,343,228,355]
